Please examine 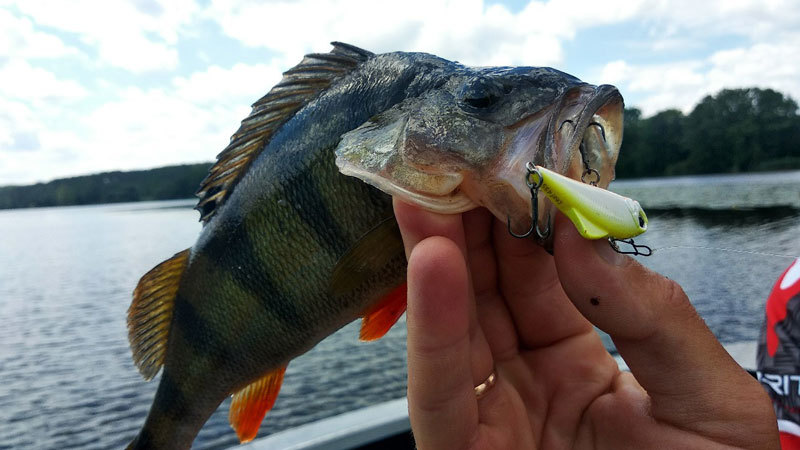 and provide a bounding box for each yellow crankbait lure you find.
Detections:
[533,165,648,240]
